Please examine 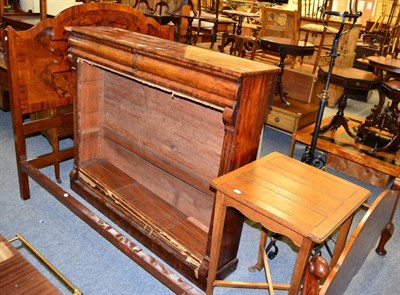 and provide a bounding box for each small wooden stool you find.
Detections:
[206,152,371,295]
[317,66,381,138]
